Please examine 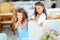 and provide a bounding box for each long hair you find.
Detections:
[34,2,47,19]
[17,8,28,24]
